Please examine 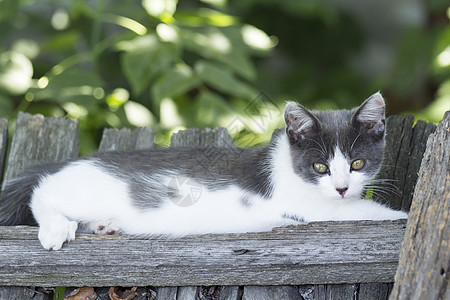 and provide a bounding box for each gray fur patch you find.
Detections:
[282,213,306,223]
[87,145,275,210]
[240,195,253,207]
